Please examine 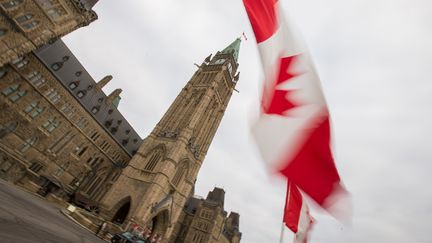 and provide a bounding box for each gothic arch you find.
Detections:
[172,159,190,187]
[81,166,110,199]
[143,144,166,171]
[149,209,170,238]
[111,196,132,225]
